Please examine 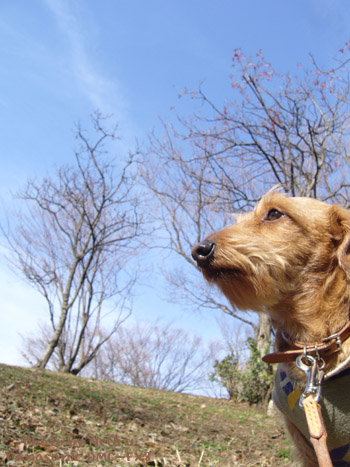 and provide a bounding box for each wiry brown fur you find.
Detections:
[193,189,350,466]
